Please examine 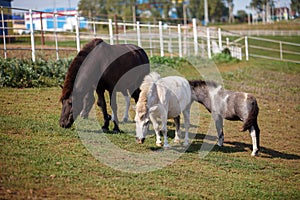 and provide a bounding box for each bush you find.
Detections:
[0,58,71,88]
[212,53,240,64]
